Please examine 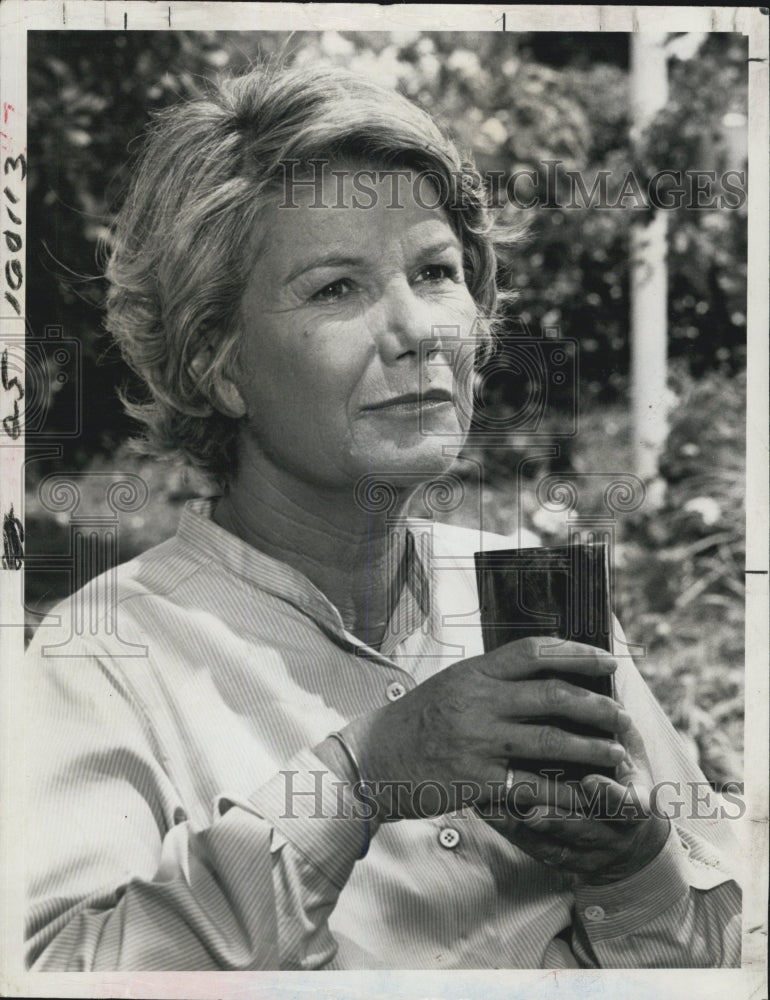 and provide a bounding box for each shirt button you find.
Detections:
[584,905,605,922]
[438,827,460,850]
[386,681,406,702]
